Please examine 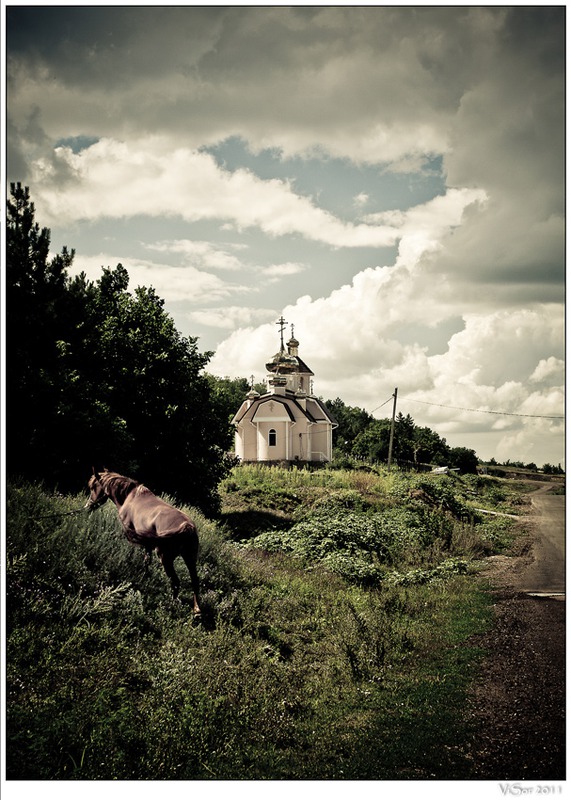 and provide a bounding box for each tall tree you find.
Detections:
[448,447,479,474]
[351,419,392,462]
[6,184,231,513]
[91,272,231,512]
[205,375,252,451]
[6,182,76,481]
[325,397,374,452]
